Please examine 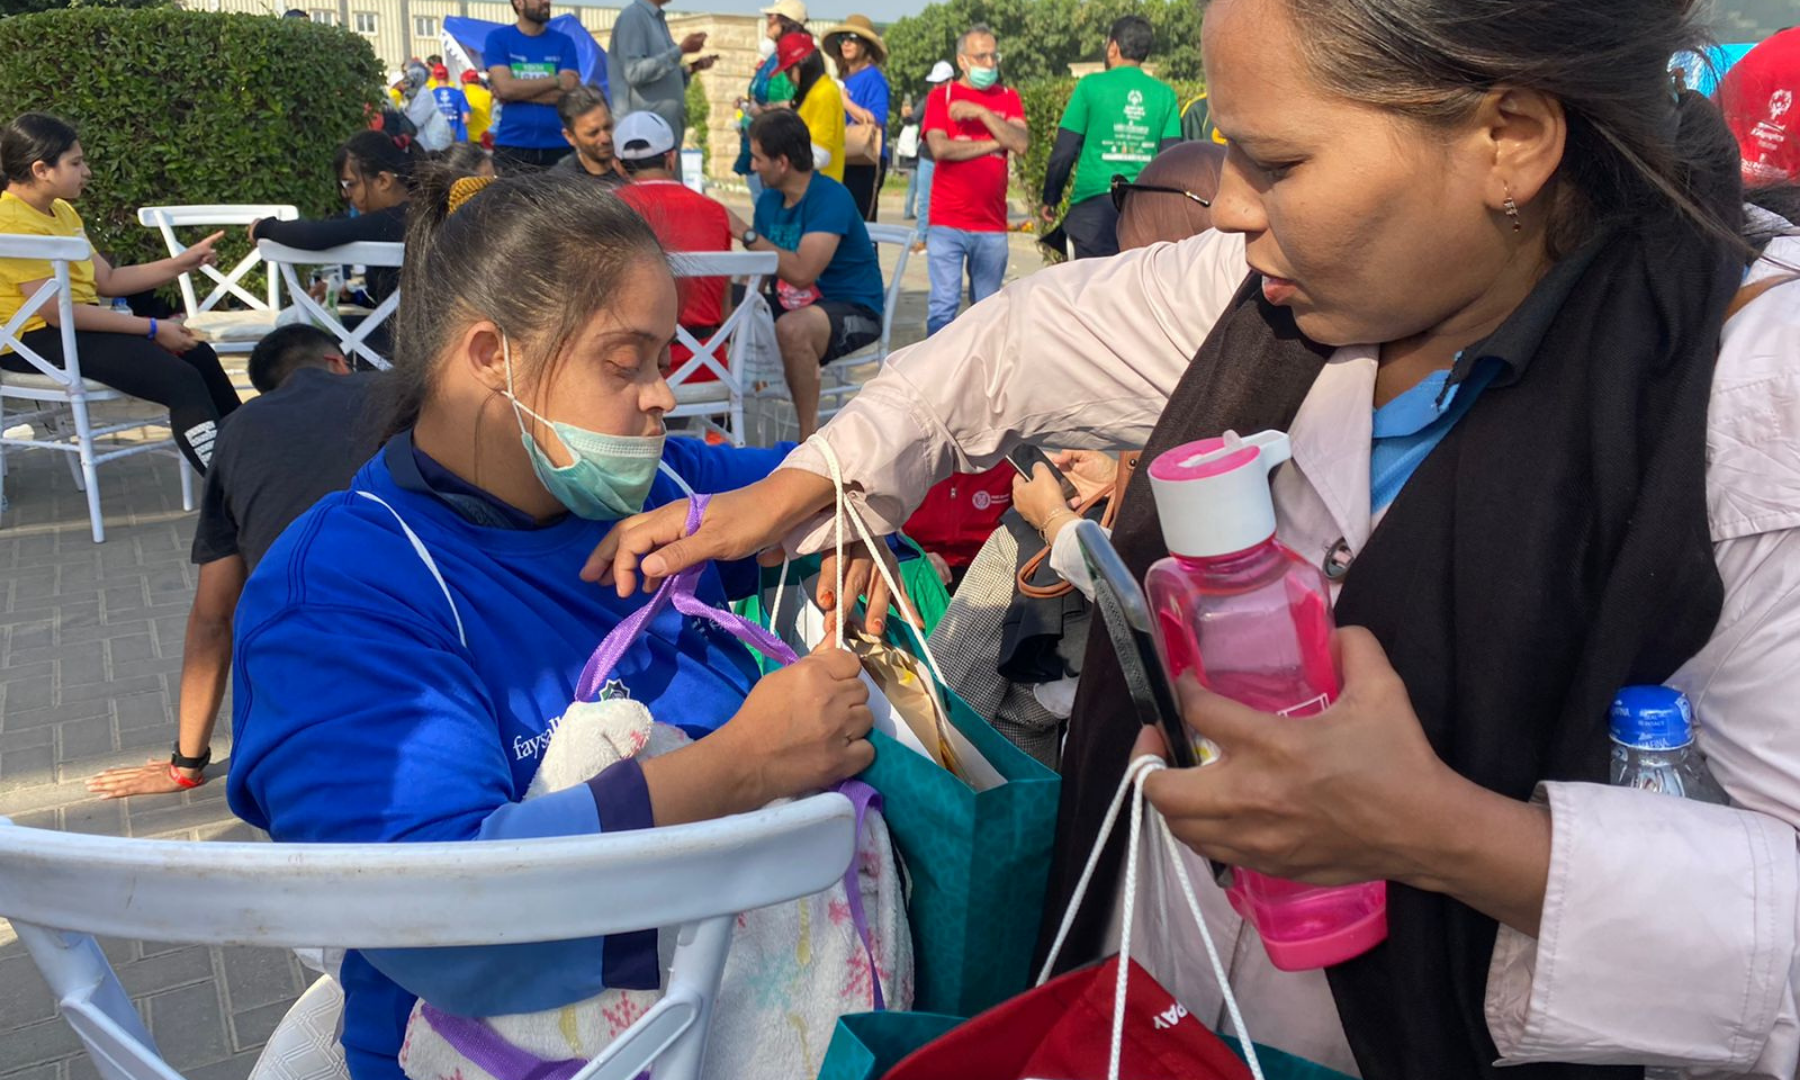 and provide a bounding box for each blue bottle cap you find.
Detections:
[1609,686,1695,750]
